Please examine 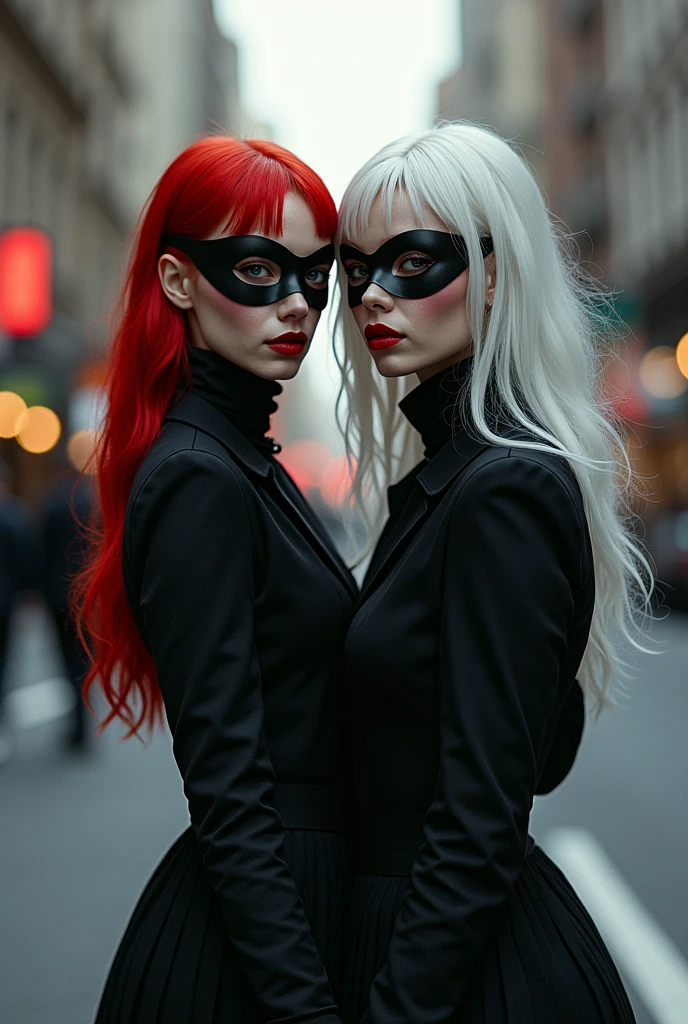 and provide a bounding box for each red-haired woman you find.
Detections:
[72,137,357,1024]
